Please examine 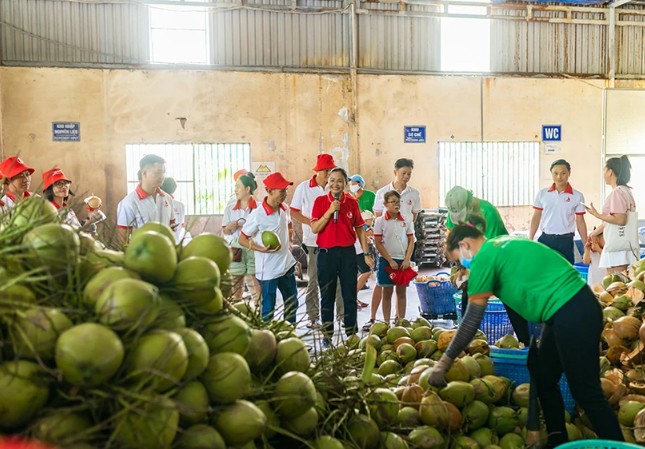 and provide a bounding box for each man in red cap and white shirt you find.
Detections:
[117,154,174,241]
[291,154,344,329]
[0,156,35,211]
[239,172,299,323]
